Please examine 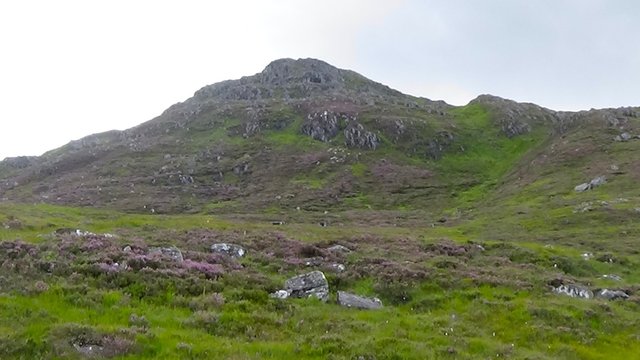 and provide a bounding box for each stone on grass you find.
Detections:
[601,274,622,281]
[337,291,383,309]
[574,183,590,192]
[148,246,184,262]
[210,243,246,257]
[552,284,593,299]
[269,290,290,299]
[596,289,629,300]
[282,270,329,301]
[327,244,352,254]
